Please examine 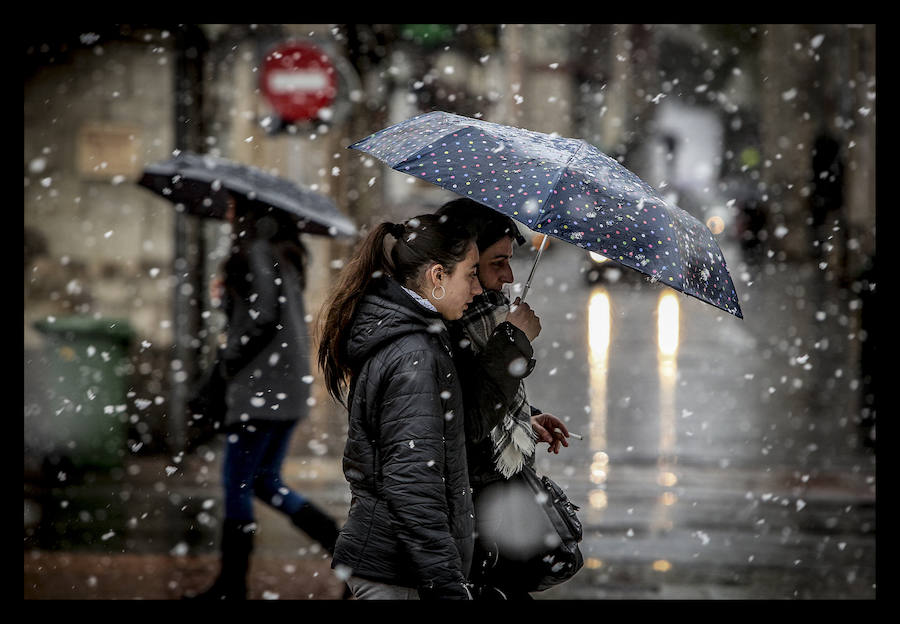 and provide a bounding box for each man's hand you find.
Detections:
[507,297,541,342]
[530,413,569,454]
